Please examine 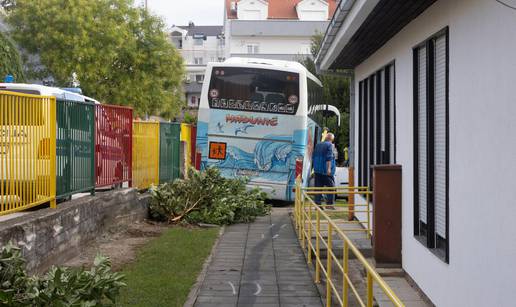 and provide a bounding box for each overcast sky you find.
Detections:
[139,0,225,27]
